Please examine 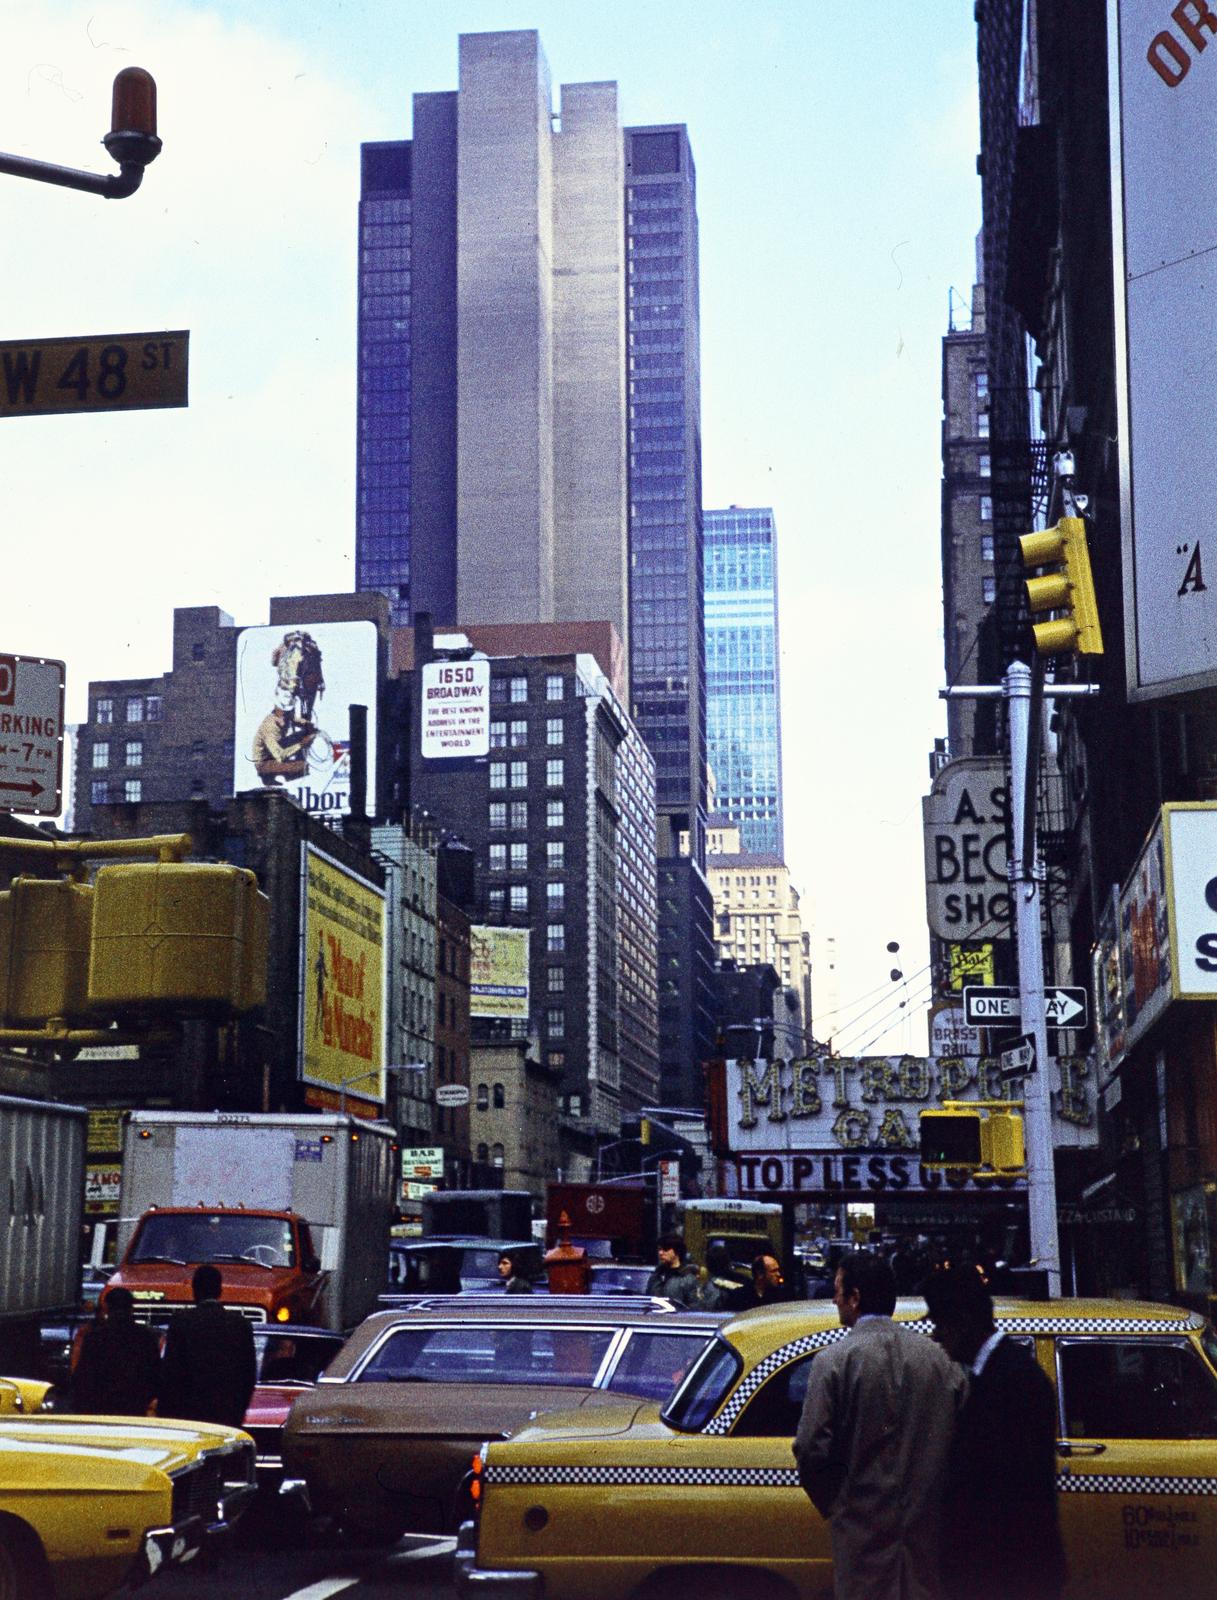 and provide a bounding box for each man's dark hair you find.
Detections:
[657,1231,685,1261]
[706,1242,733,1276]
[498,1251,516,1272]
[837,1250,897,1316]
[192,1263,223,1303]
[106,1285,135,1317]
[920,1263,994,1329]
